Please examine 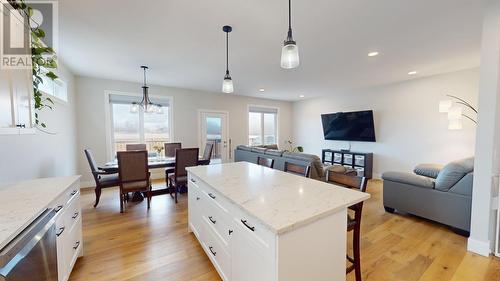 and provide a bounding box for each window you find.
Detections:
[248,106,278,146]
[109,94,171,155]
[38,70,68,102]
